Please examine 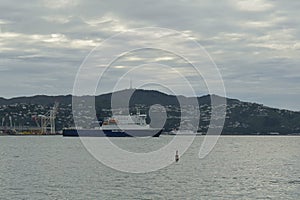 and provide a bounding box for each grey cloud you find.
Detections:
[0,0,299,110]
